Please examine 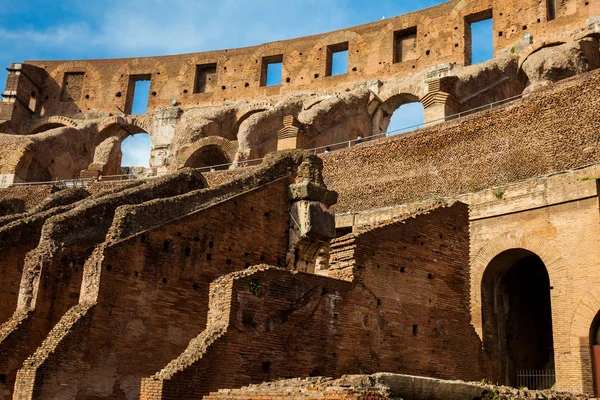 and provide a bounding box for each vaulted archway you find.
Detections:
[481,249,556,388]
